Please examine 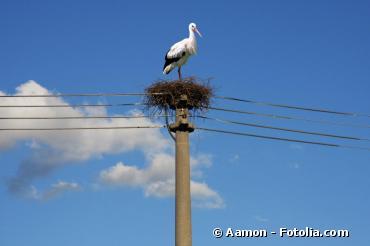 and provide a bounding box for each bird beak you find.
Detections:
[195,28,202,37]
